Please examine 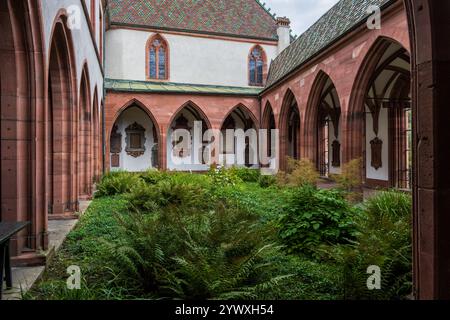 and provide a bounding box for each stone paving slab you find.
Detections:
[1,200,91,300]
[1,266,46,300]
